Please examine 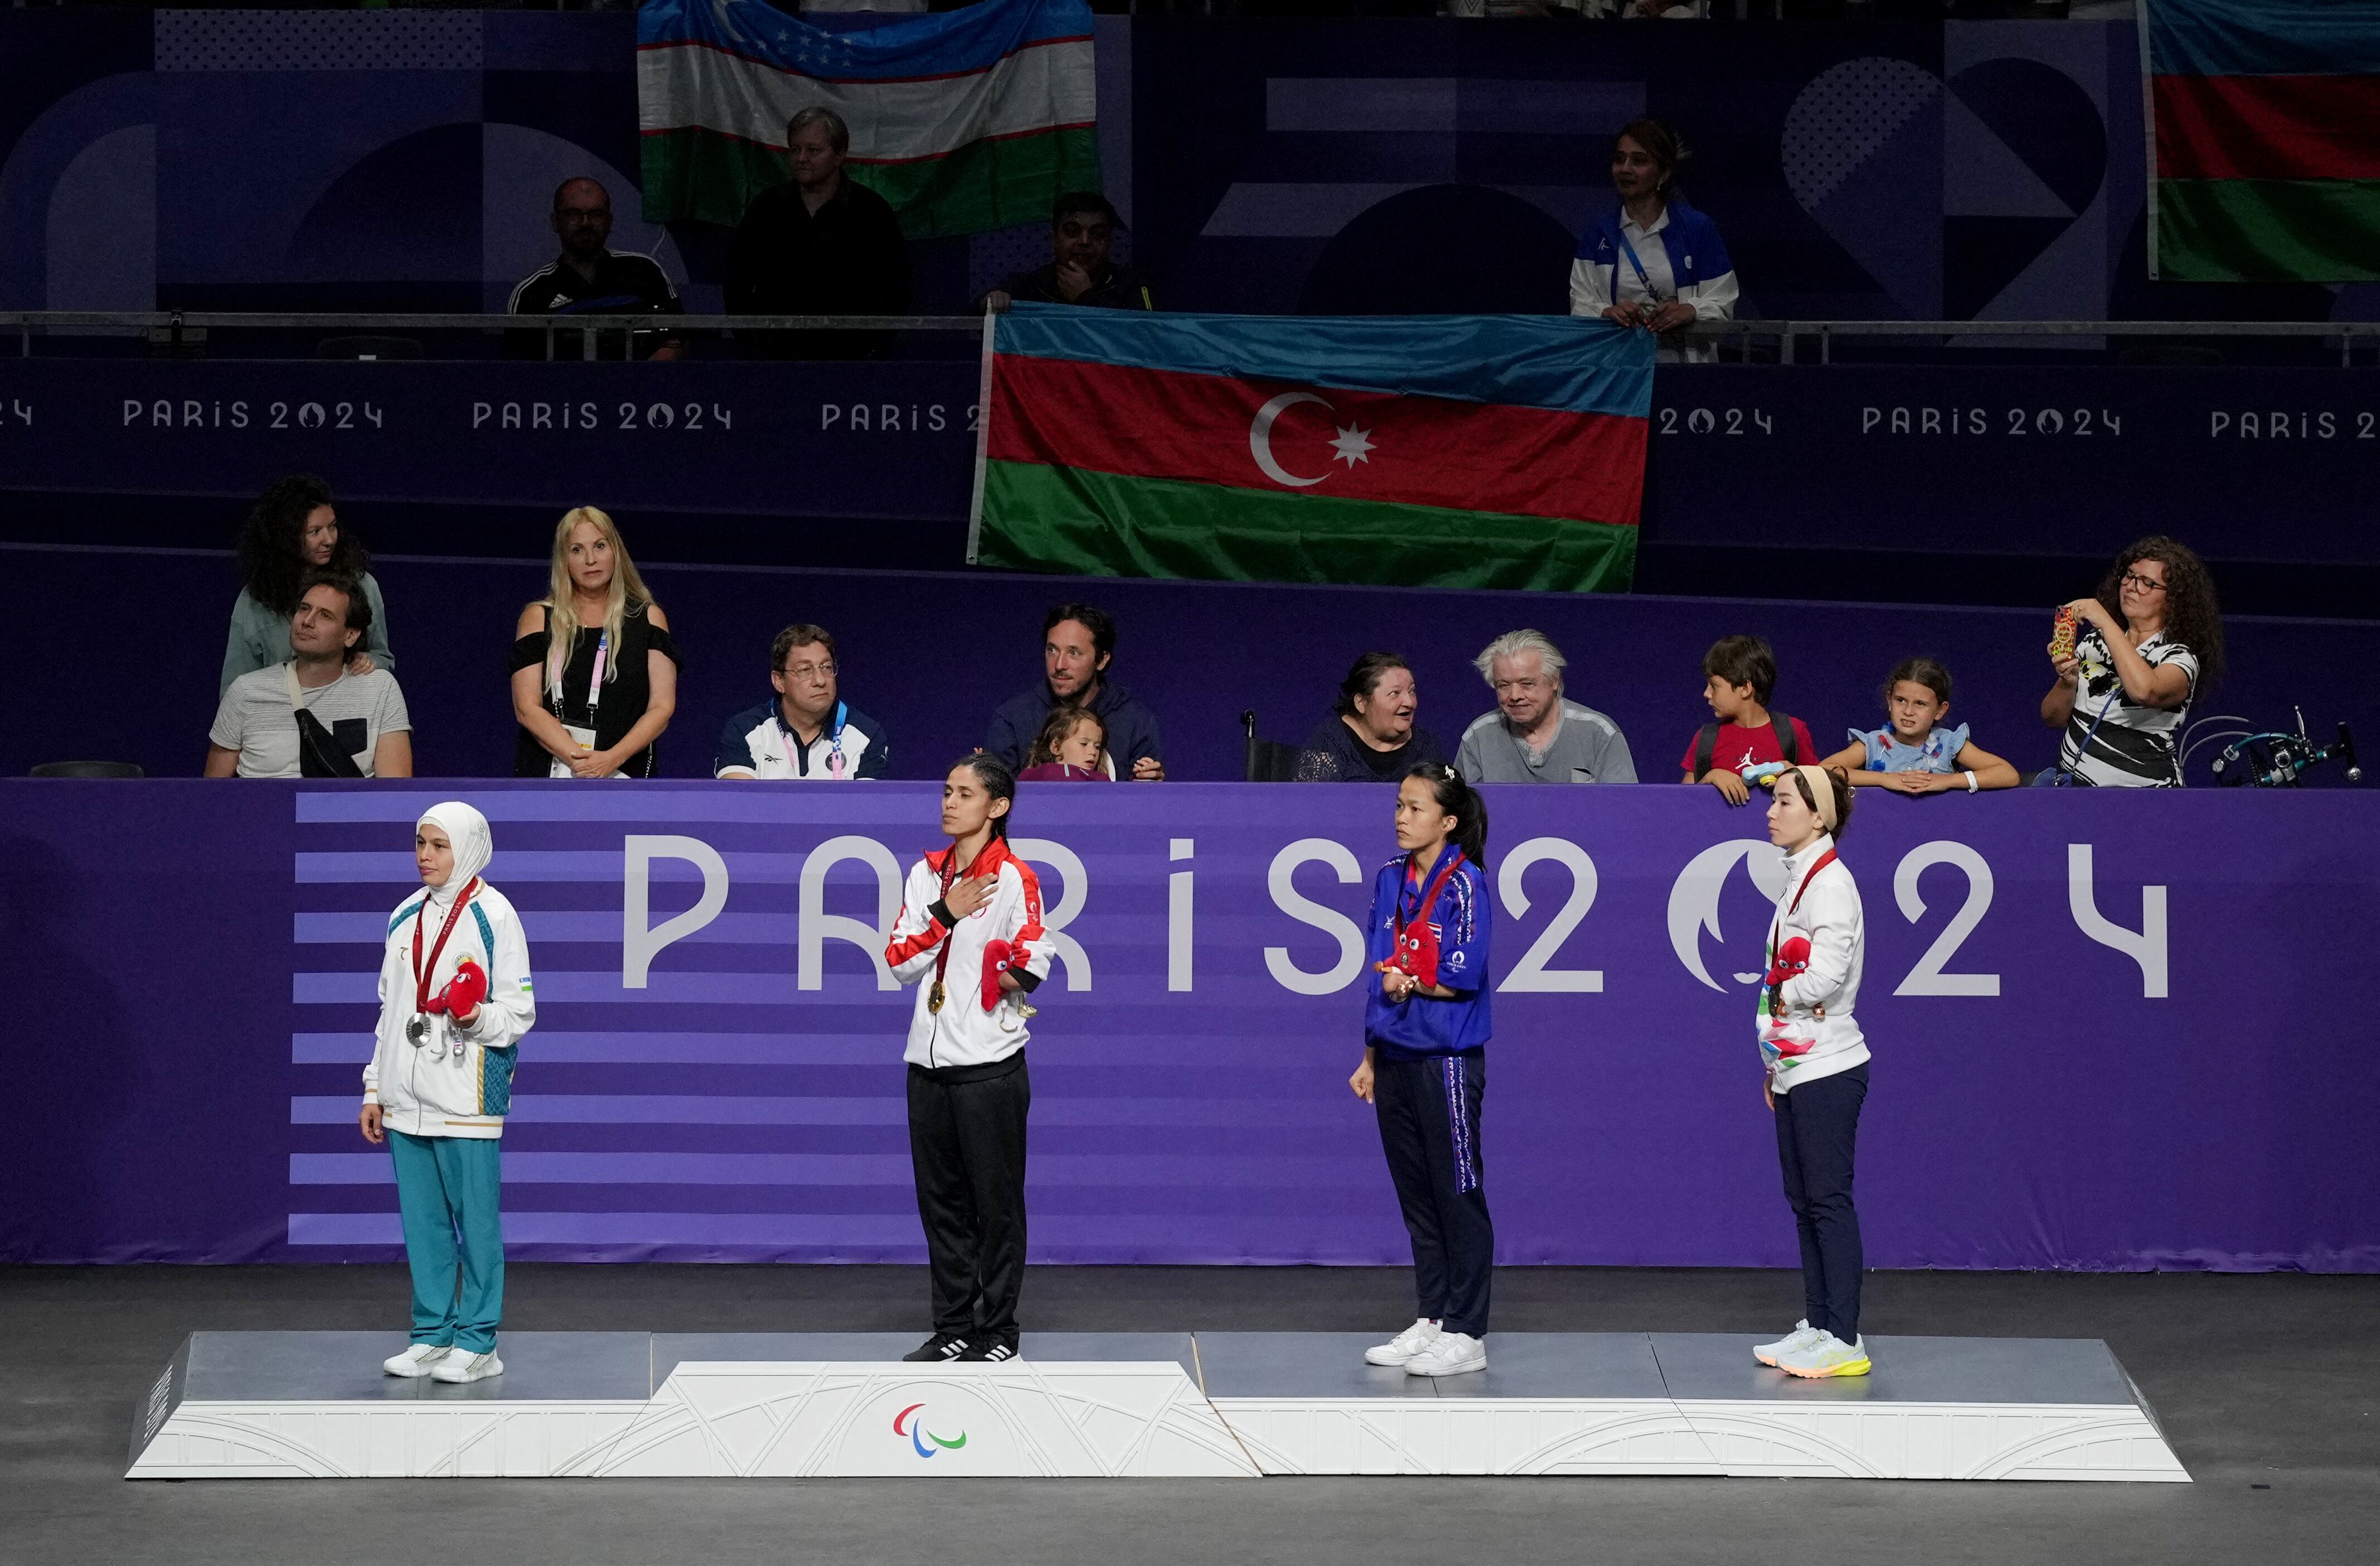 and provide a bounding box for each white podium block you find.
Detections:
[125,1329,2185,1483]
[599,1361,1254,1477]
